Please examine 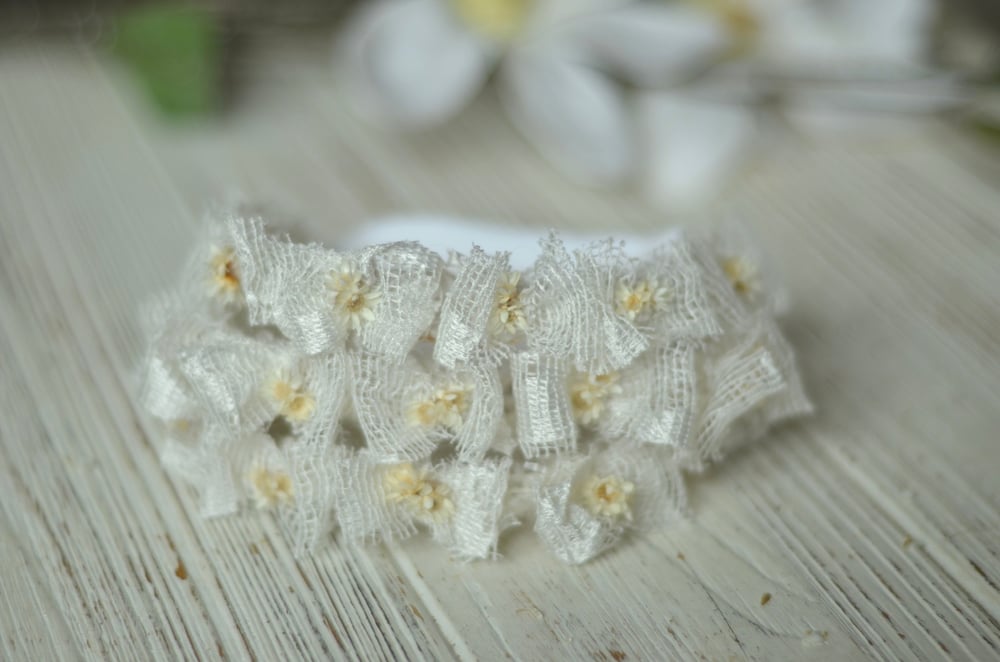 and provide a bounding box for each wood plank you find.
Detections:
[0,45,457,661]
[0,37,997,661]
